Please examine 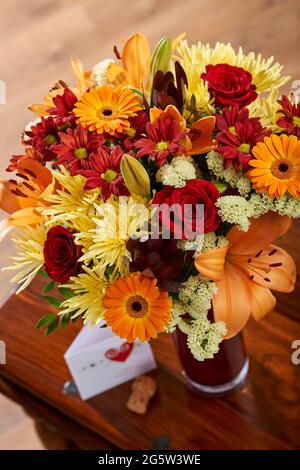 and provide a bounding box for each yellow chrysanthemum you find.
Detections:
[4,225,47,293]
[249,134,300,198]
[103,272,172,342]
[59,267,110,326]
[248,90,282,132]
[177,40,290,98]
[76,196,150,276]
[43,167,101,232]
[73,85,141,135]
